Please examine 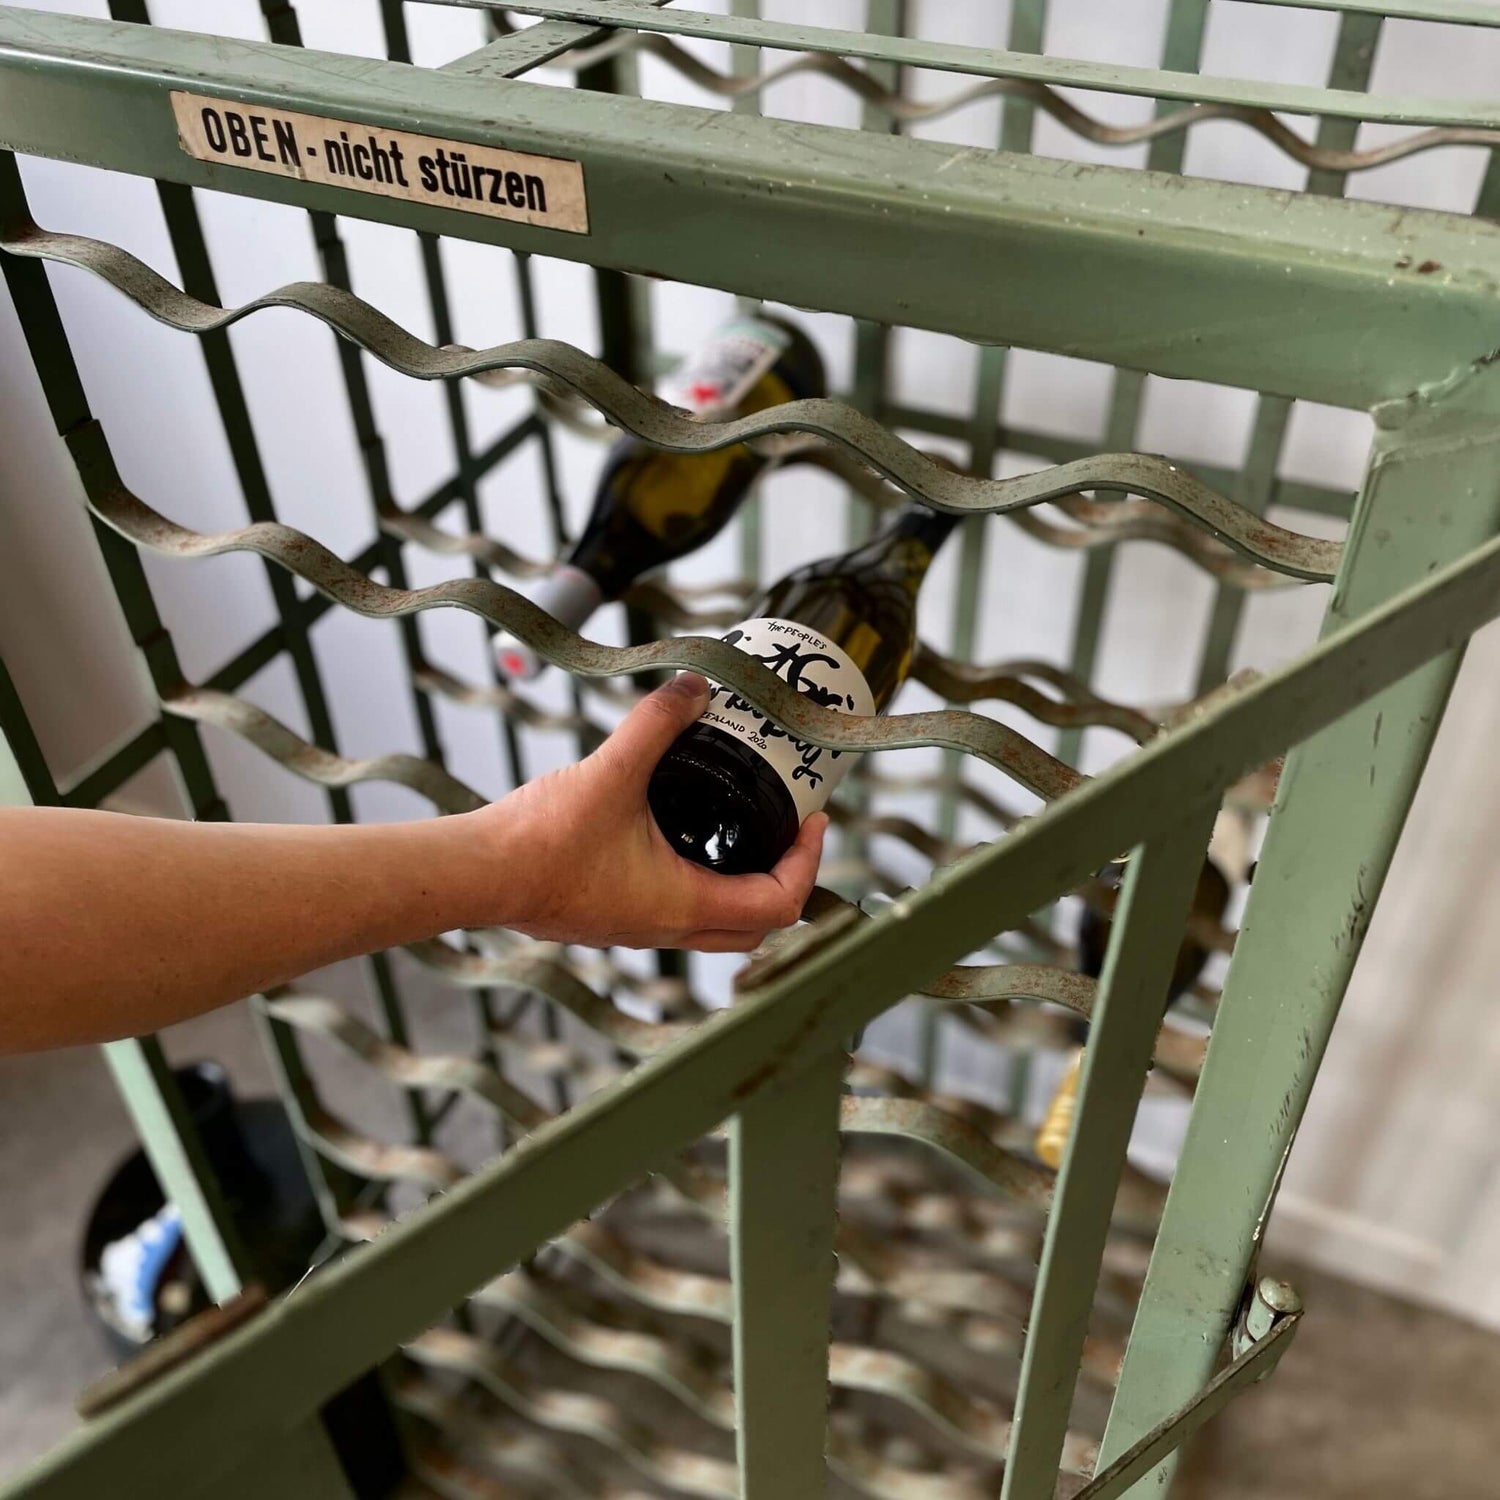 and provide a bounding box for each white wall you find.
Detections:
[5,0,1500,1323]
